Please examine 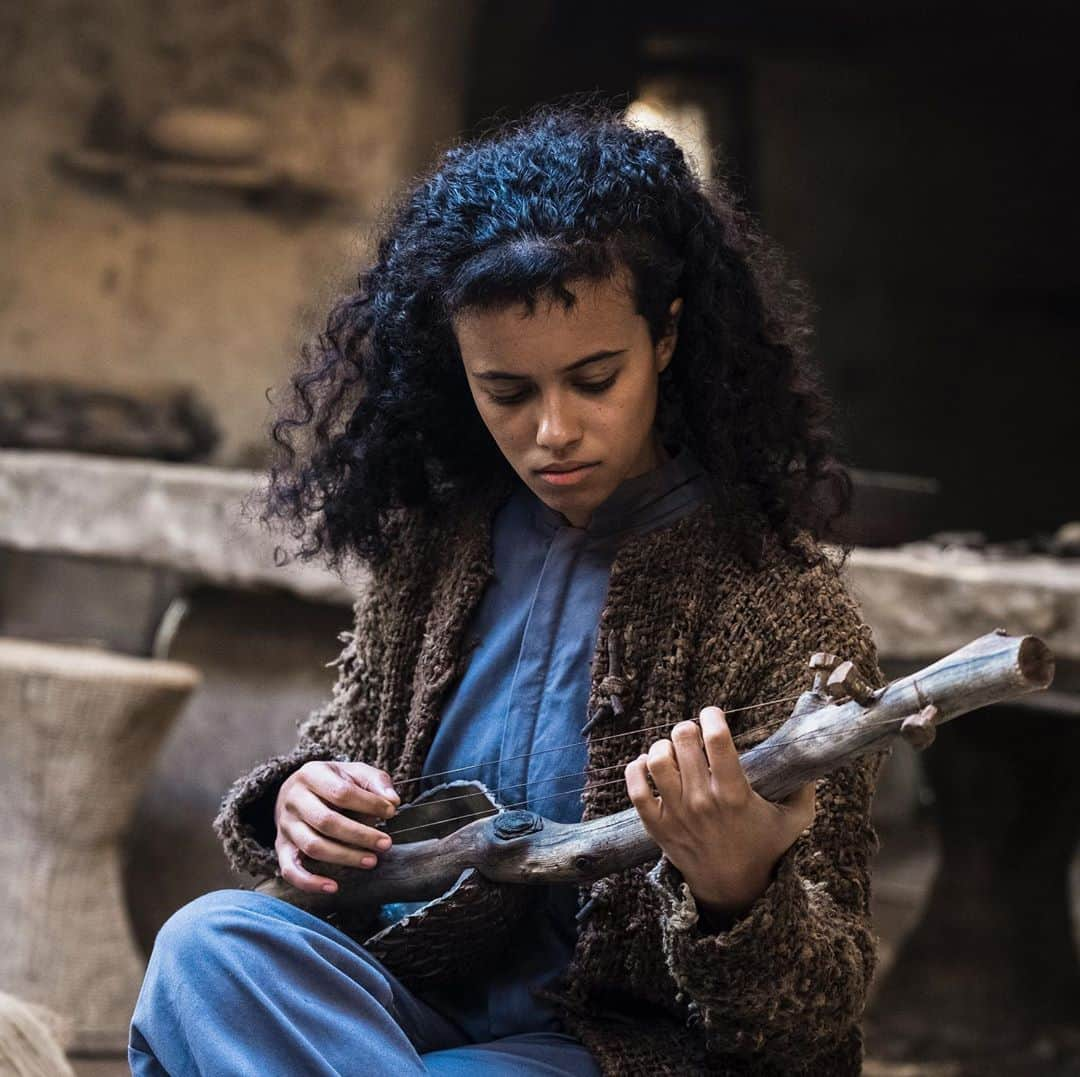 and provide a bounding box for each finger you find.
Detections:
[669,719,710,796]
[302,764,399,818]
[276,839,342,895]
[645,738,683,803]
[336,761,401,805]
[285,818,382,872]
[624,755,661,824]
[699,707,751,805]
[292,788,393,853]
